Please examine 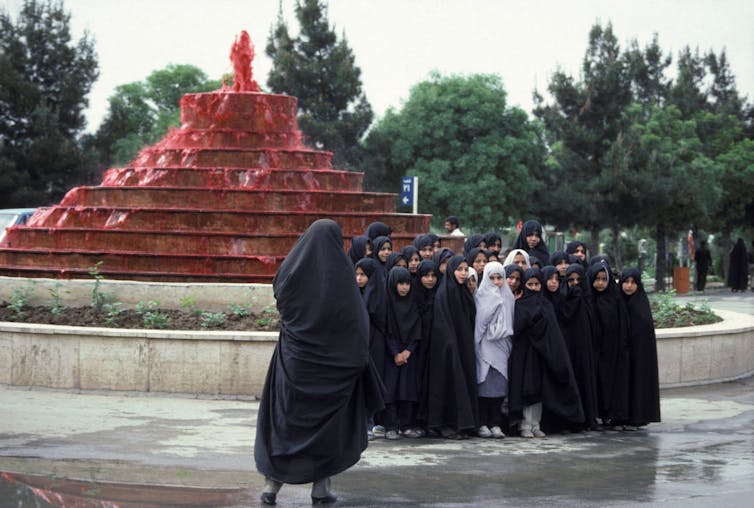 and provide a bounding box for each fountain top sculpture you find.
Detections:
[229,30,260,92]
